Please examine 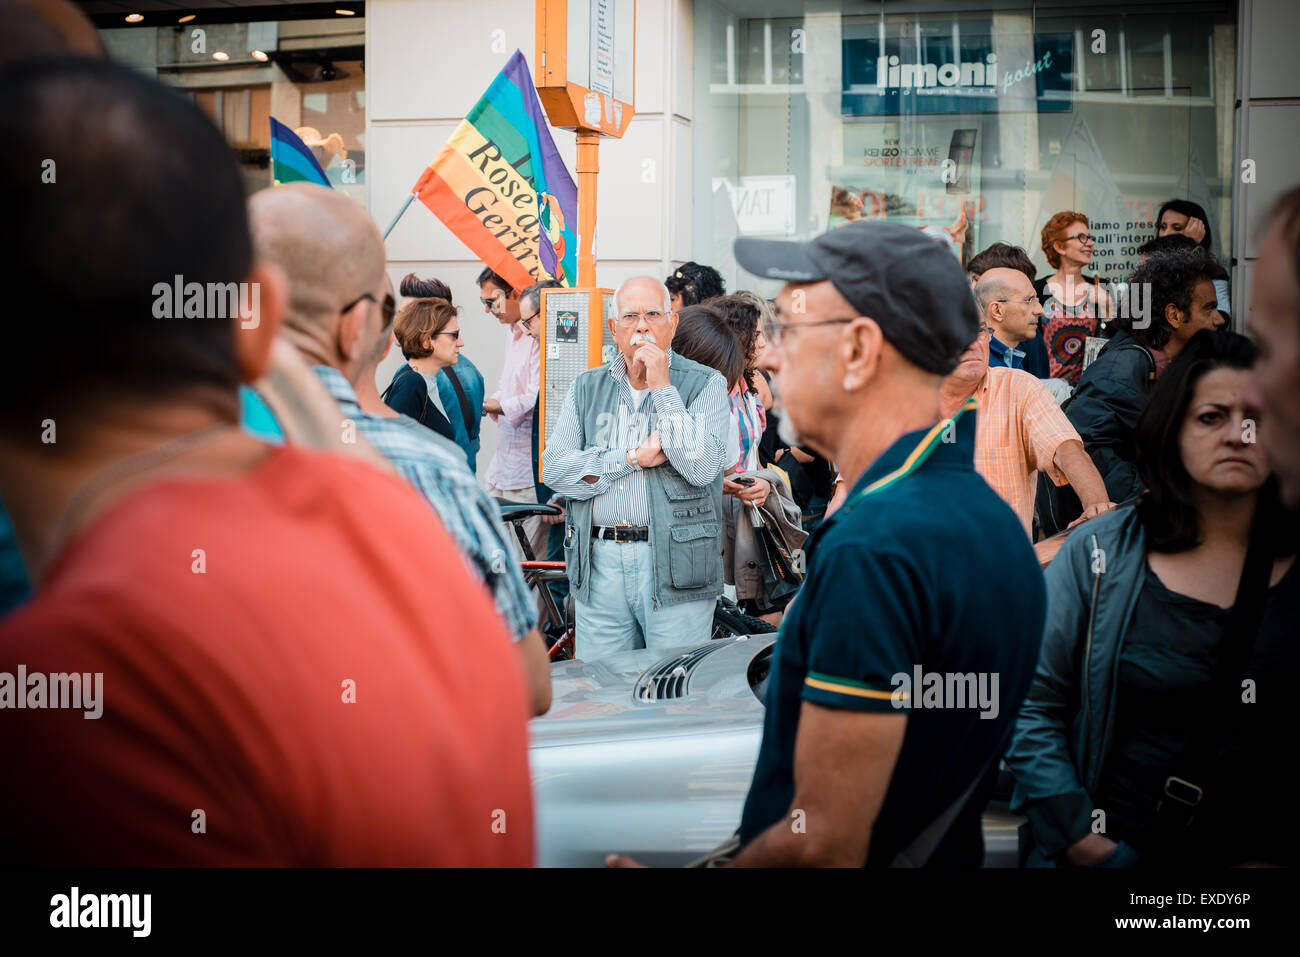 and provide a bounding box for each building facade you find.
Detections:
[94,0,1300,474]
